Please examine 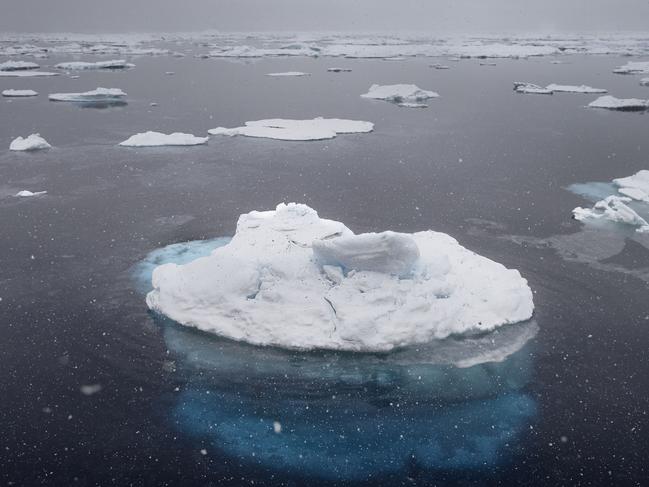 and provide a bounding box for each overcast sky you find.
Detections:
[2,0,649,34]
